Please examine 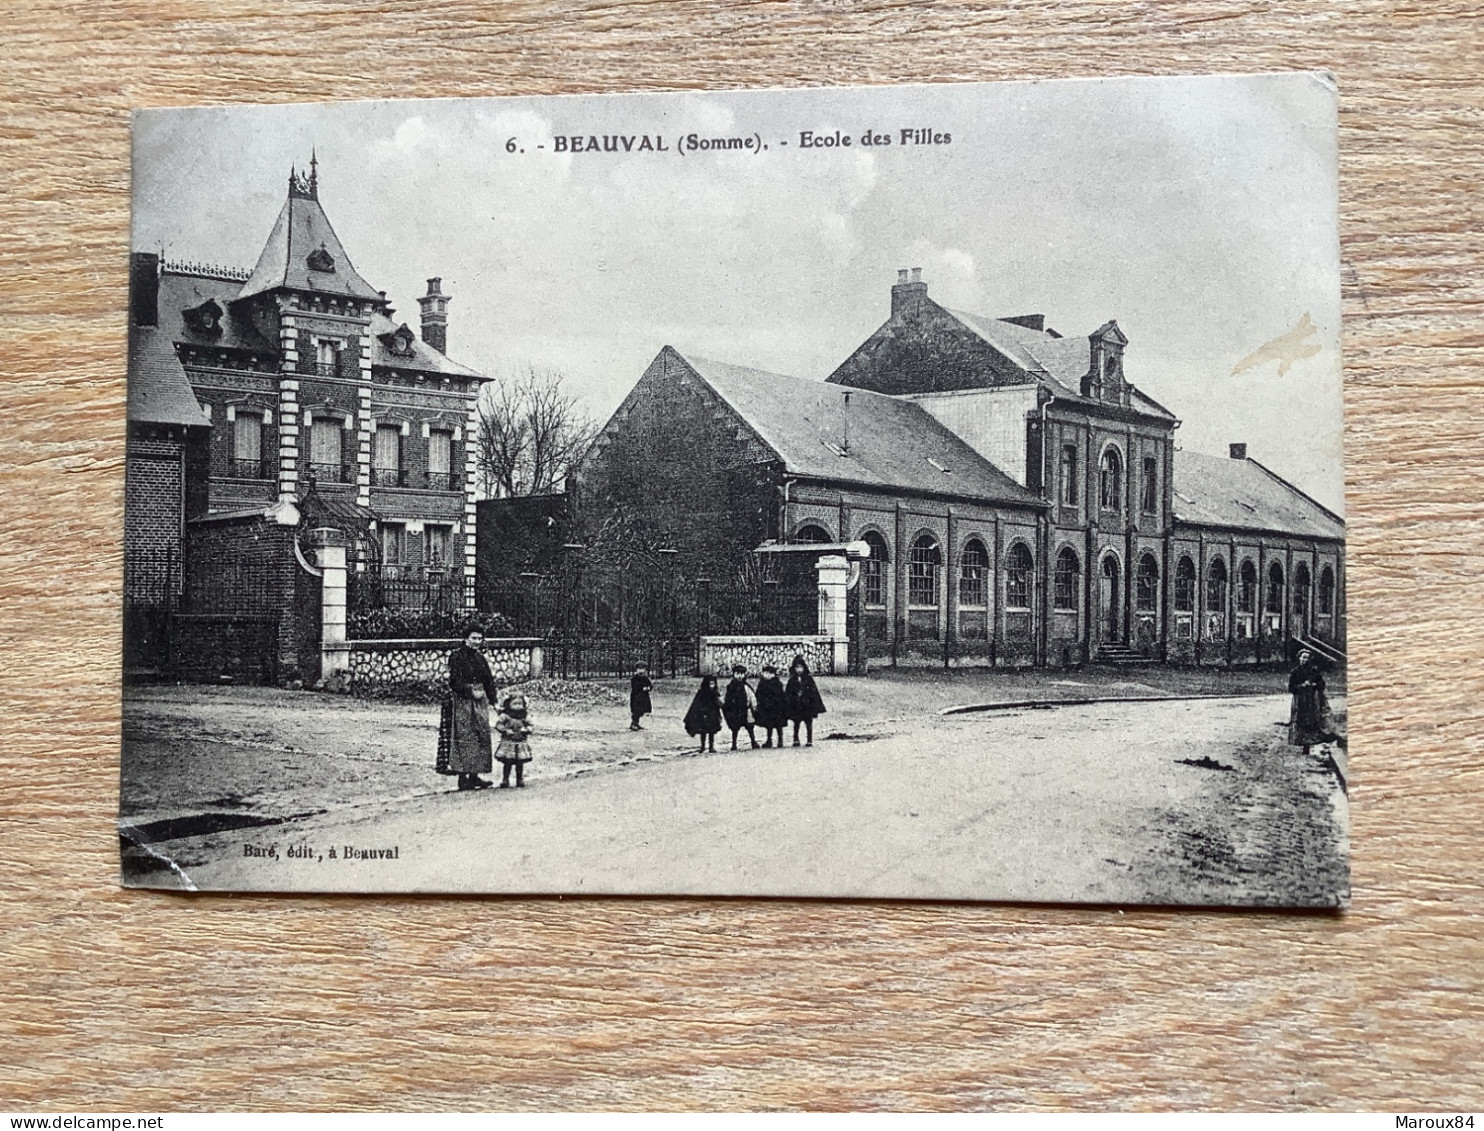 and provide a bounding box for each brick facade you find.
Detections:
[572,274,1345,672]
[570,349,782,580]
[126,164,490,682]
[124,435,186,602]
